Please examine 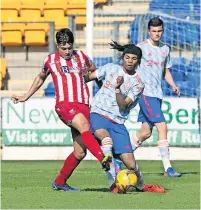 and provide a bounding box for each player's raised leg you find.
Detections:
[56,103,112,171]
[73,113,112,171]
